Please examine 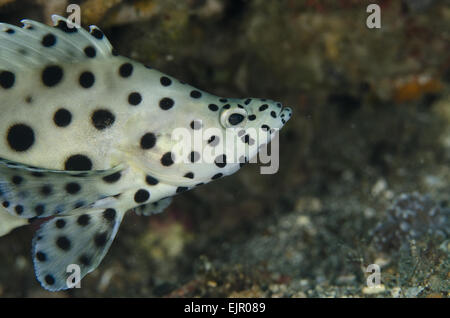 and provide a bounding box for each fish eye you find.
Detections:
[228,113,245,125]
[220,106,248,128]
